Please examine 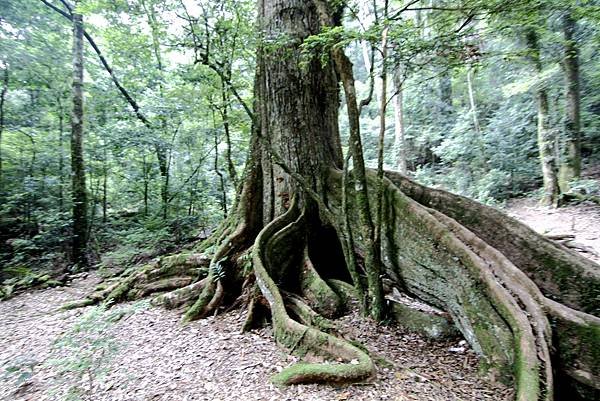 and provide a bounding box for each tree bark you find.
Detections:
[393,70,407,173]
[559,10,581,192]
[70,10,88,267]
[0,68,8,193]
[526,28,560,207]
[466,64,487,169]
[57,96,65,212]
